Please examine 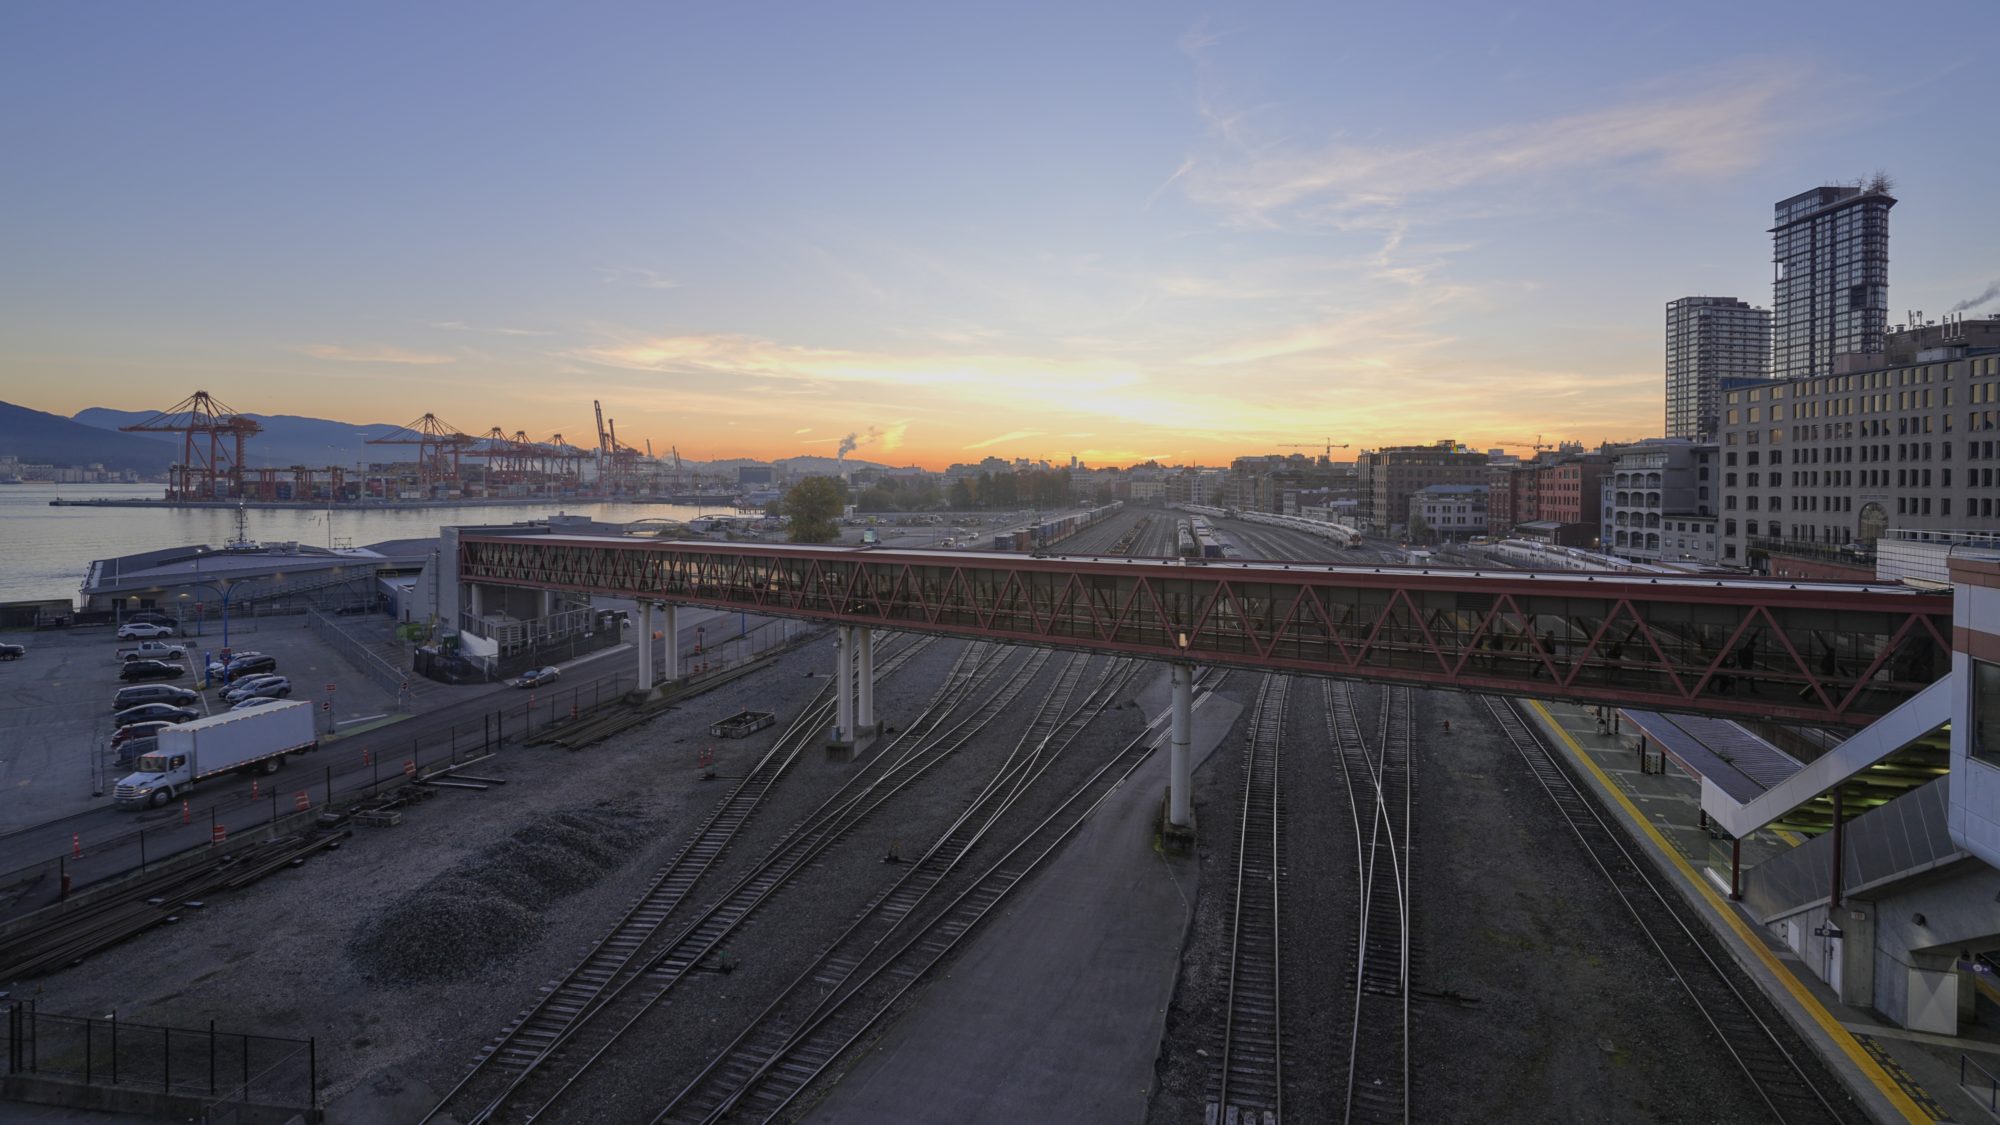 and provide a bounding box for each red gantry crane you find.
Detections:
[367,413,477,497]
[119,390,263,502]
